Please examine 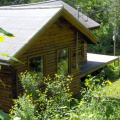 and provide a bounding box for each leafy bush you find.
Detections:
[98,63,120,80]
[10,73,73,120]
[69,75,120,119]
[10,94,38,120]
[10,71,120,119]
